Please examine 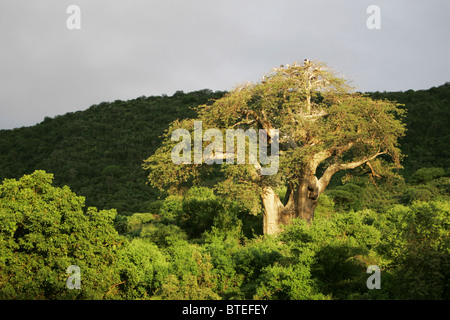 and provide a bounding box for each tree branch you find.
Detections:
[366,161,381,178]
[242,109,274,139]
[311,141,355,172]
[317,151,386,194]
[204,151,263,174]
[231,119,256,128]
[104,280,126,297]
